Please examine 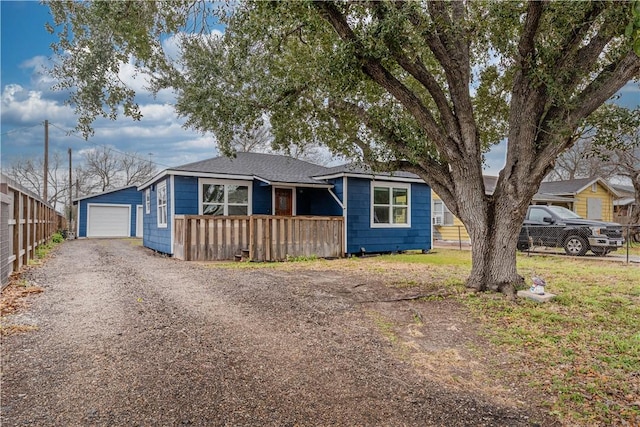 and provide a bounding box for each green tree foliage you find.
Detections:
[47,1,640,295]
